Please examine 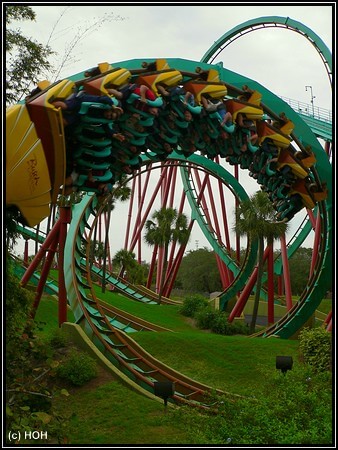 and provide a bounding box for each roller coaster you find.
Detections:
[6,17,332,406]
